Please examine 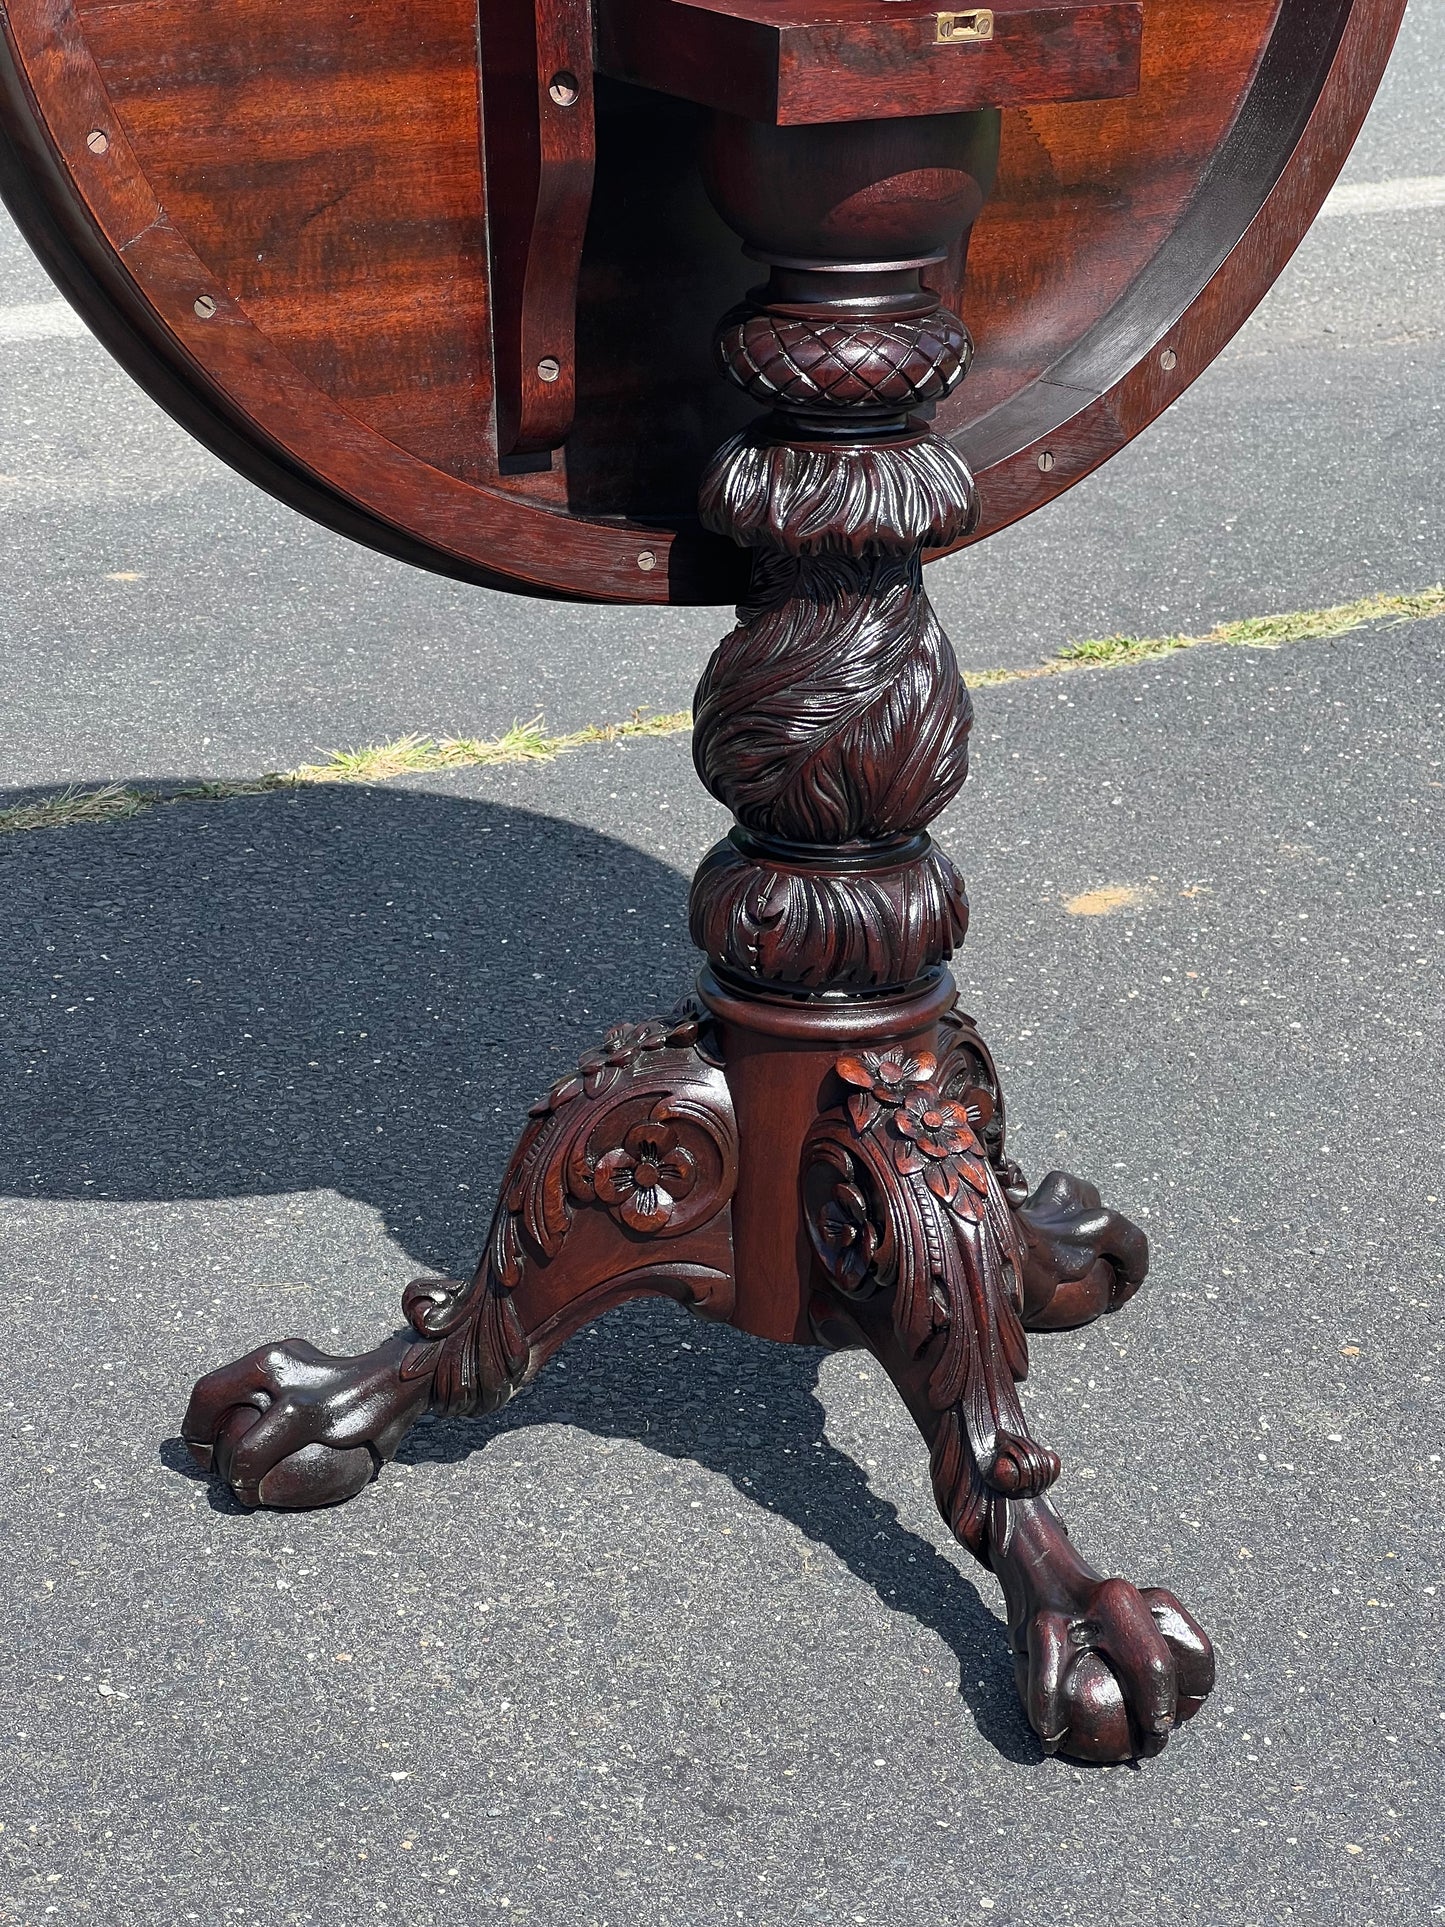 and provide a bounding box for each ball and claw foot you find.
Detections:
[1012,1169,1151,1331]
[182,1328,435,1509]
[993,1499,1216,1762]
